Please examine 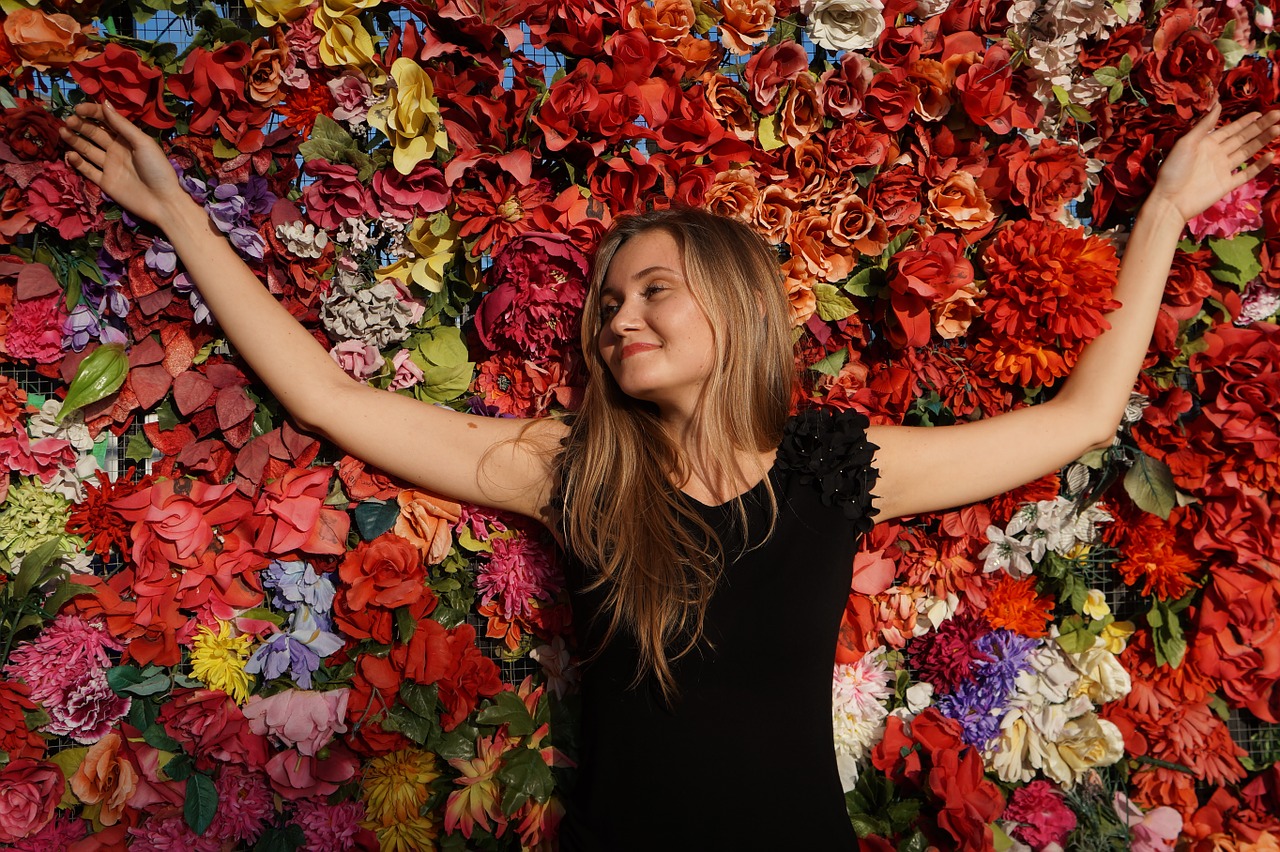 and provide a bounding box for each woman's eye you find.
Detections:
[642,284,666,298]
[600,303,619,320]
